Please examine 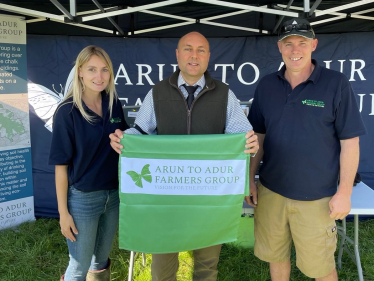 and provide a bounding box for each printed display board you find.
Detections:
[0,14,34,229]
